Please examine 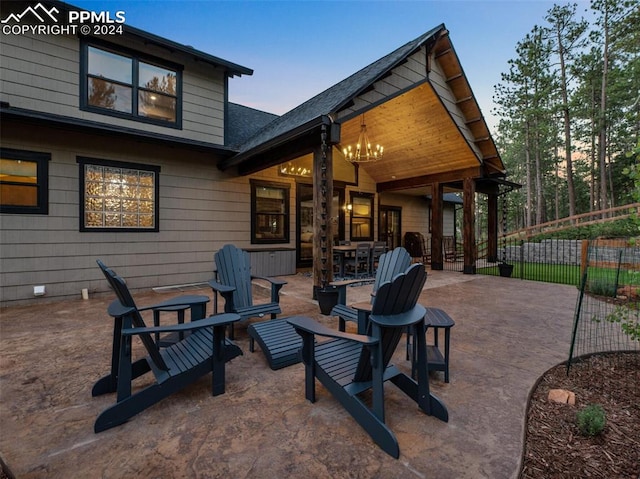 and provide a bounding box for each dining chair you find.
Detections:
[370,241,386,274]
[345,243,371,279]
